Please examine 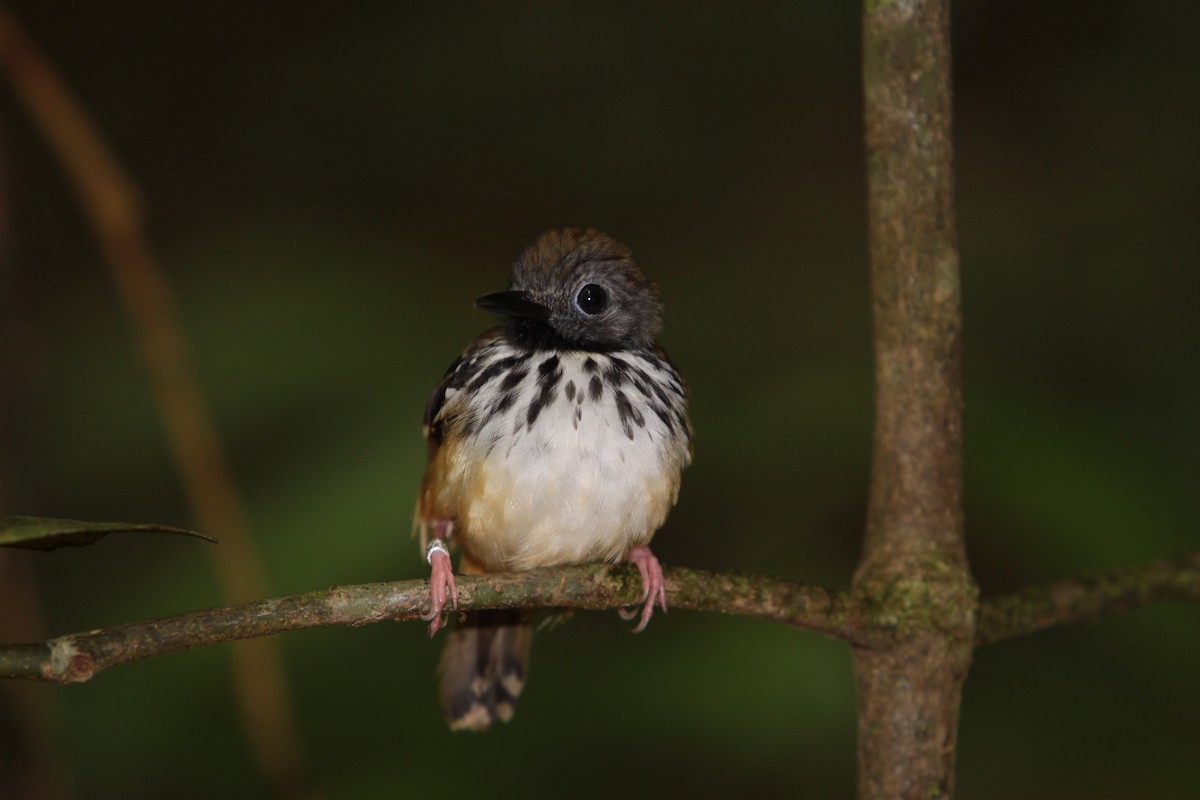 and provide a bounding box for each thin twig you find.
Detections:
[976,552,1200,646]
[5,552,1198,685]
[0,10,305,794]
[0,564,876,683]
